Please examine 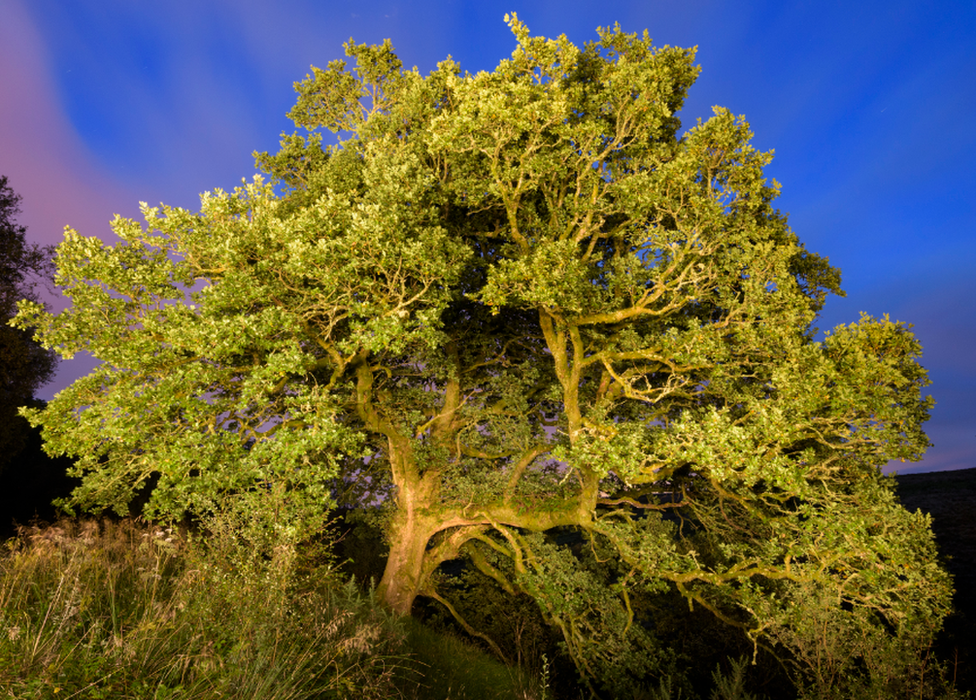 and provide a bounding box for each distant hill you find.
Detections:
[896,467,976,693]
